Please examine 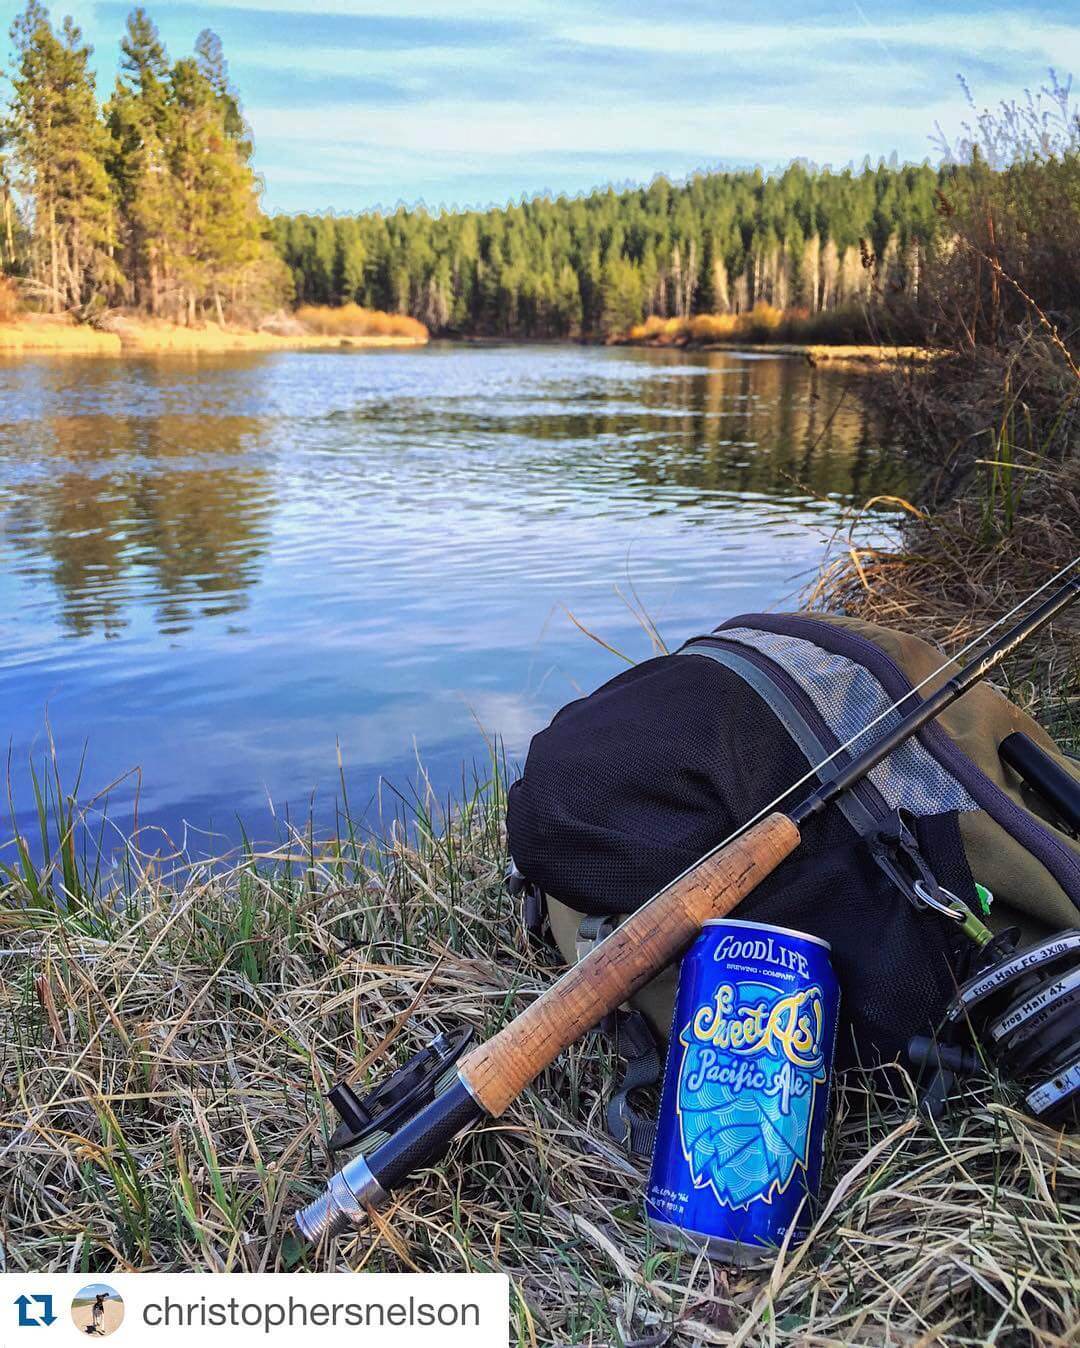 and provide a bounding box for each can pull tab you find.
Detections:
[866,811,993,948]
